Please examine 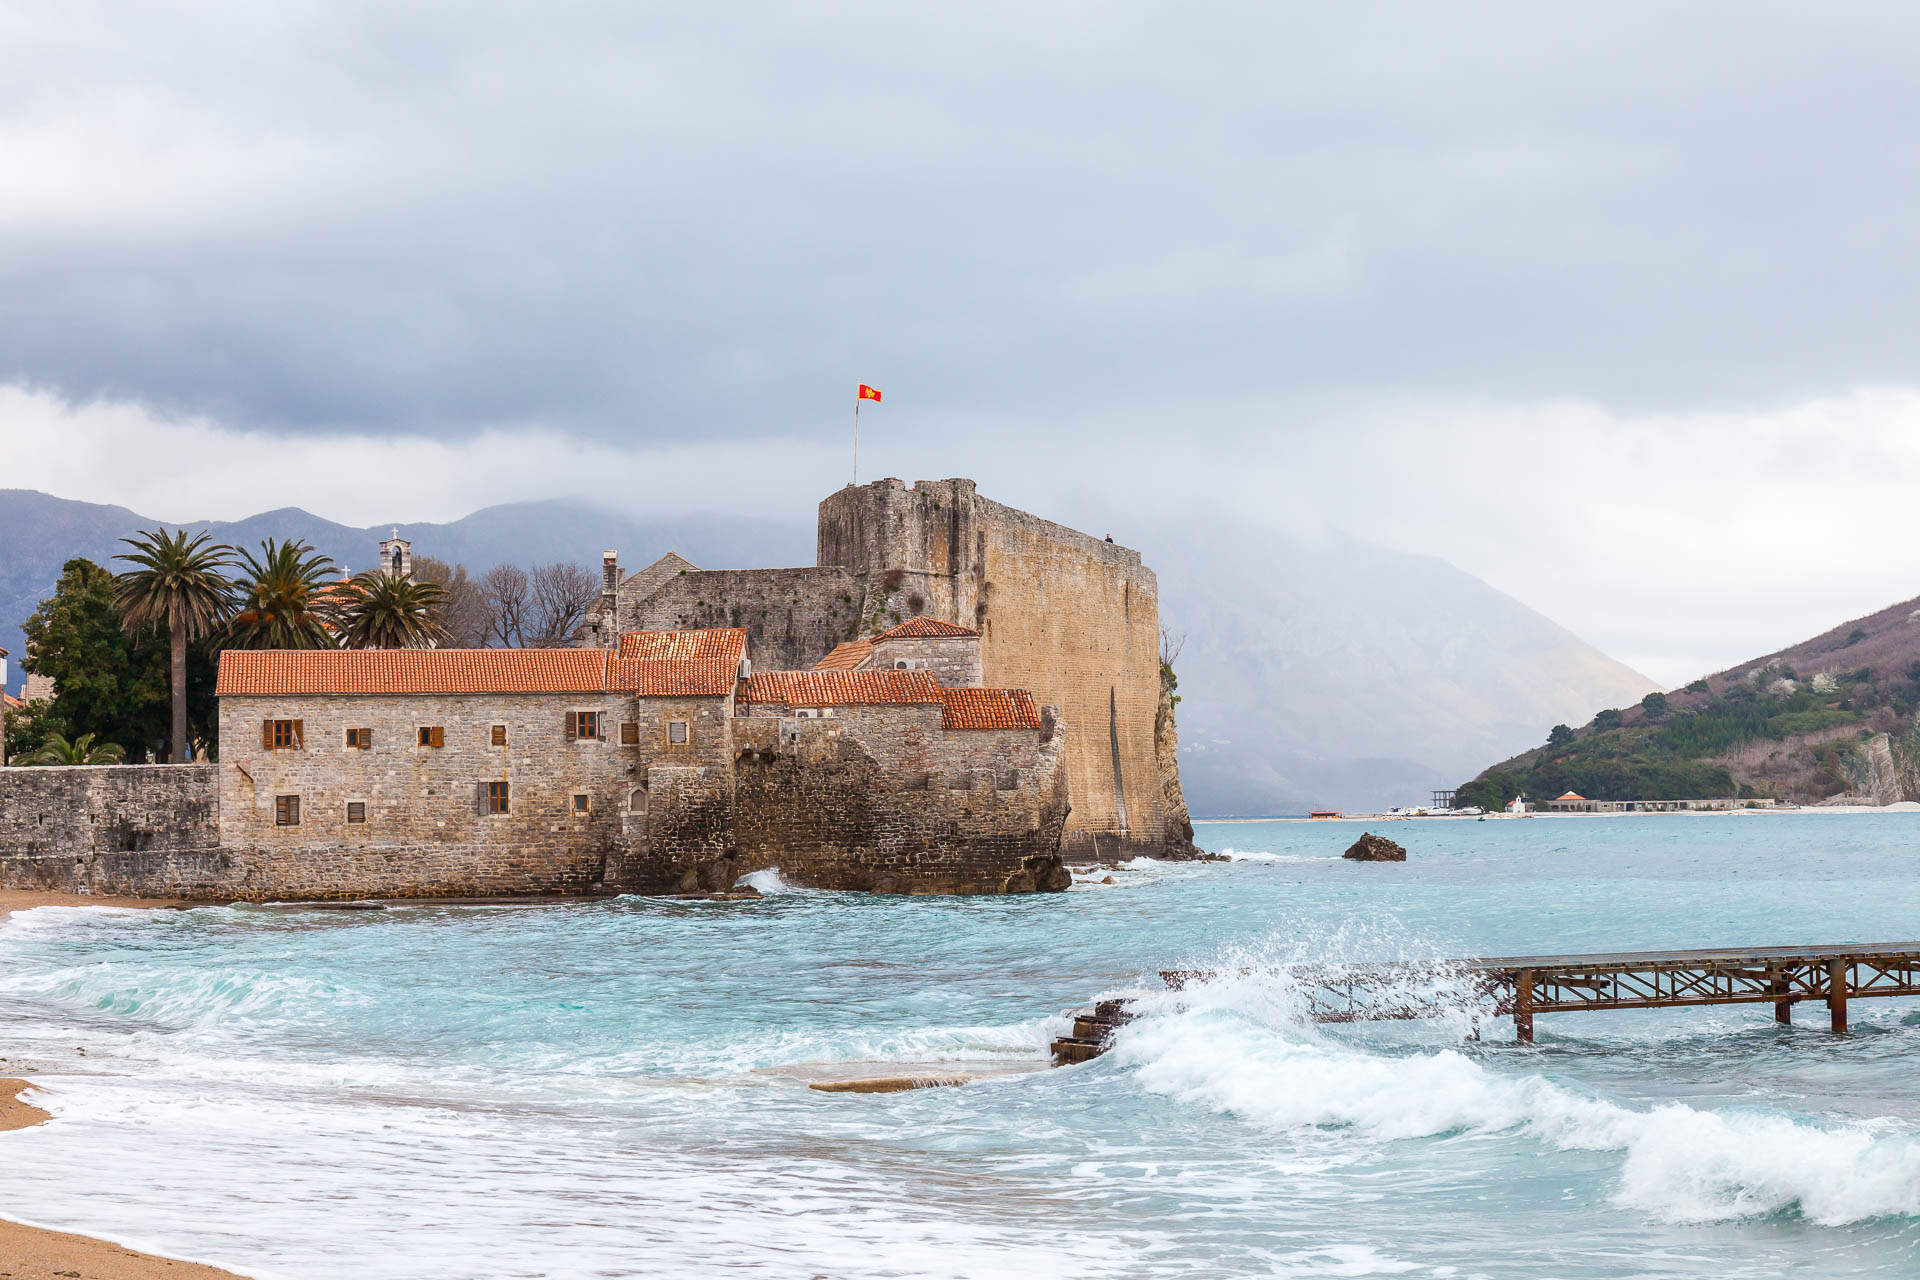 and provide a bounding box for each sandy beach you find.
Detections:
[2,894,248,1279]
